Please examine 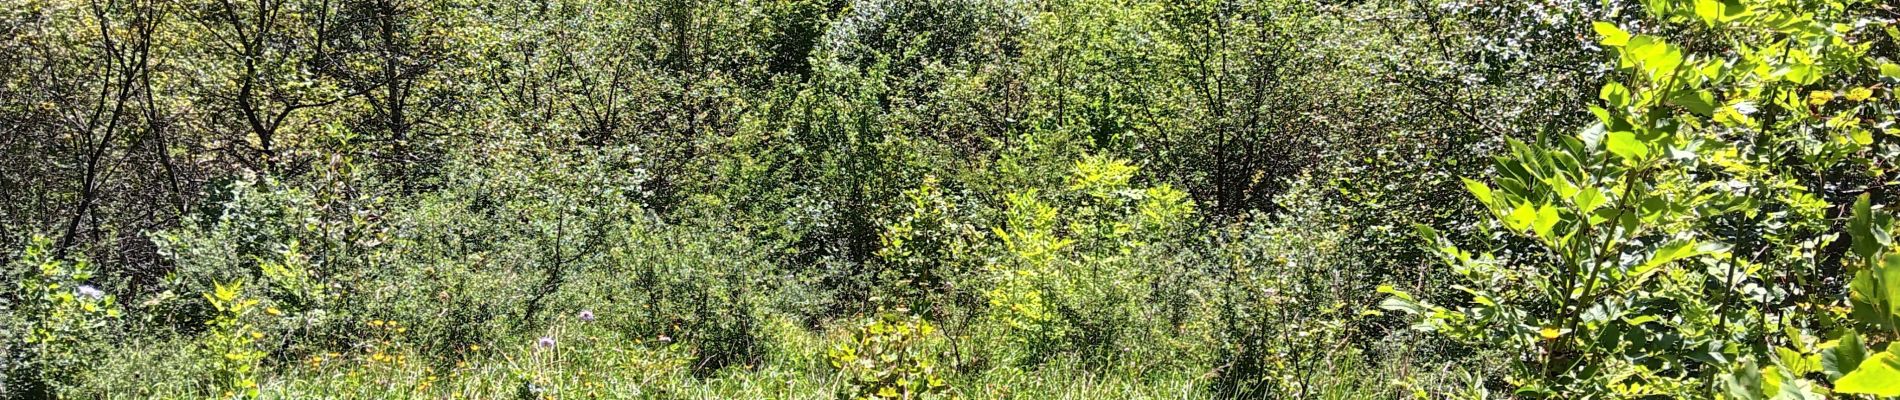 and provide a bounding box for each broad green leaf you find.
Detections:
[1785,63,1818,85]
[1505,203,1537,232]
[1634,240,1701,280]
[1648,46,1684,79]
[1724,358,1767,400]
[1822,331,1867,381]
[1695,0,1748,26]
[1378,294,1425,315]
[1606,131,1647,161]
[1594,22,1630,46]
[1694,0,1721,26]
[1671,90,1718,116]
[1850,270,1888,328]
[1835,351,1900,396]
[1377,284,1414,301]
[1464,178,1495,205]
[1882,63,1900,79]
[1600,82,1631,107]
[1850,194,1877,258]
[1777,346,1813,375]
[1532,204,1560,240]
[1885,254,1900,318]
[1575,186,1606,216]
